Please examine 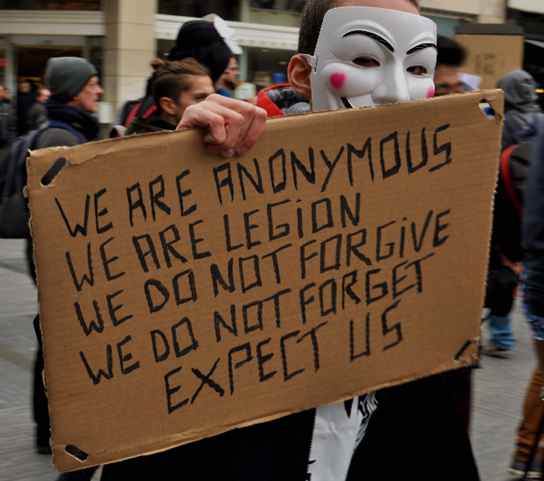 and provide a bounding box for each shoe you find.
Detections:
[482,342,512,358]
[507,458,543,479]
